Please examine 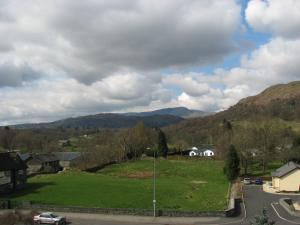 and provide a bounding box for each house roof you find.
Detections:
[18,153,32,161]
[54,152,81,161]
[271,161,300,178]
[0,152,27,171]
[190,149,202,153]
[189,149,214,153]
